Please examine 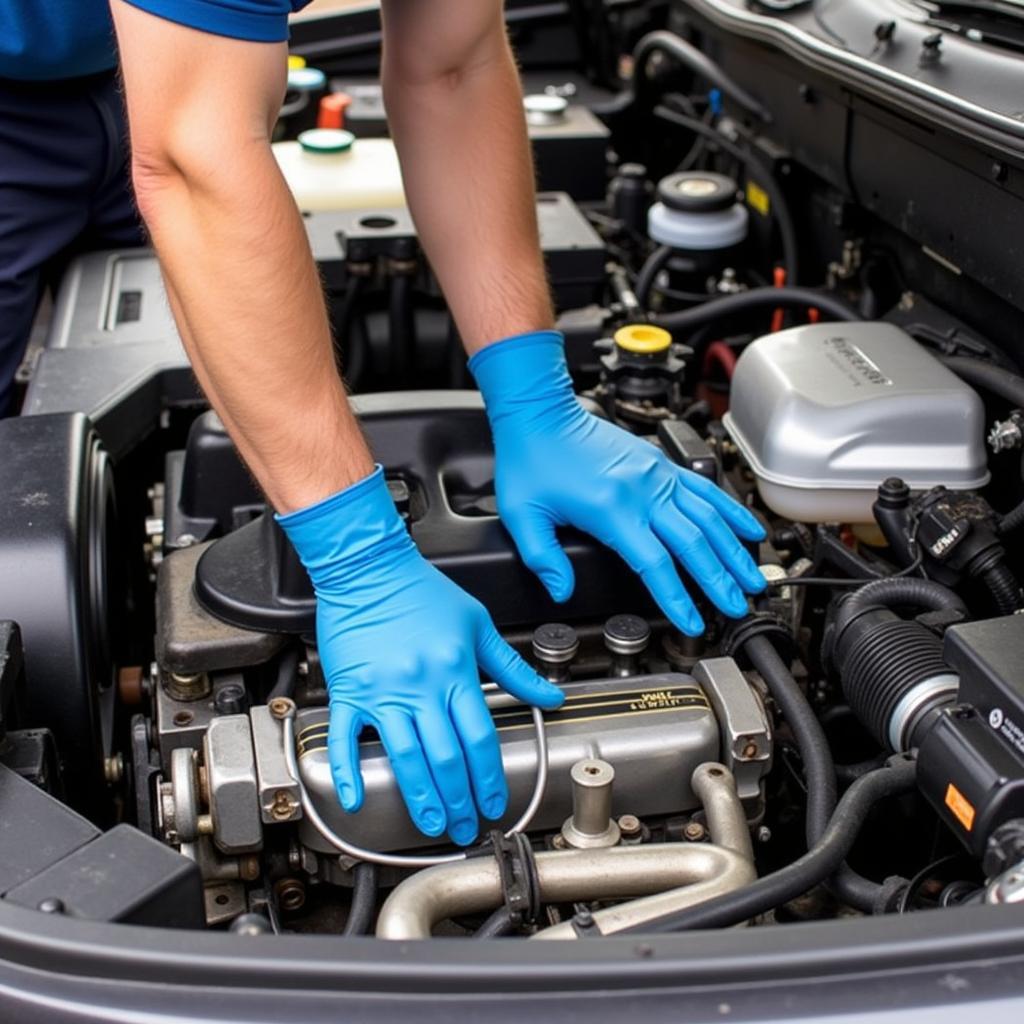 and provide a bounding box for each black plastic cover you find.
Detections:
[4,824,203,928]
